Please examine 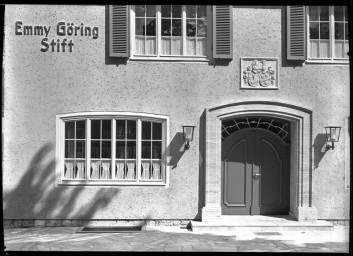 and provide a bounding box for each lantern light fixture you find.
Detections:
[182,126,196,150]
[325,126,341,150]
